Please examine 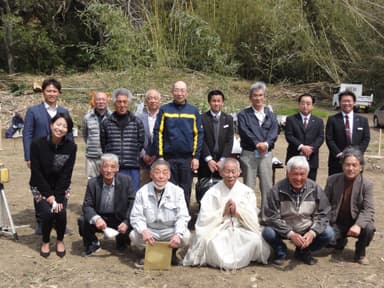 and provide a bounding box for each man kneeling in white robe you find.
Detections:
[183,158,270,269]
